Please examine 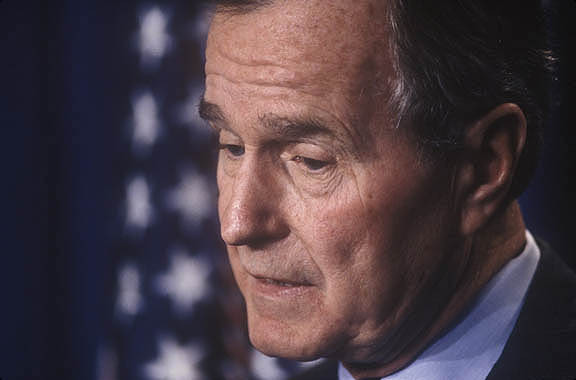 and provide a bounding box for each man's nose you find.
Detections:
[219,161,289,247]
